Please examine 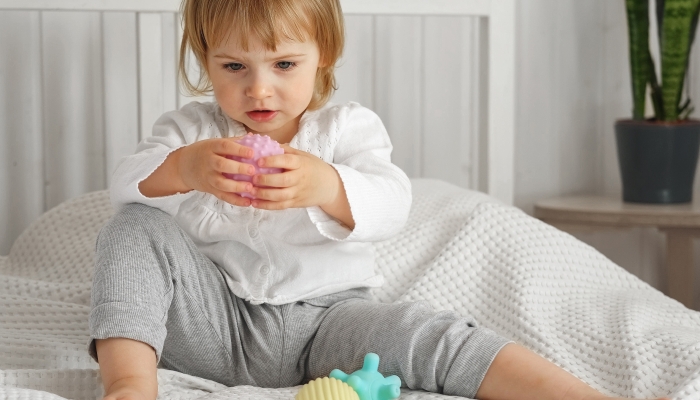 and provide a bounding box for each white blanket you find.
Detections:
[2,179,700,400]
